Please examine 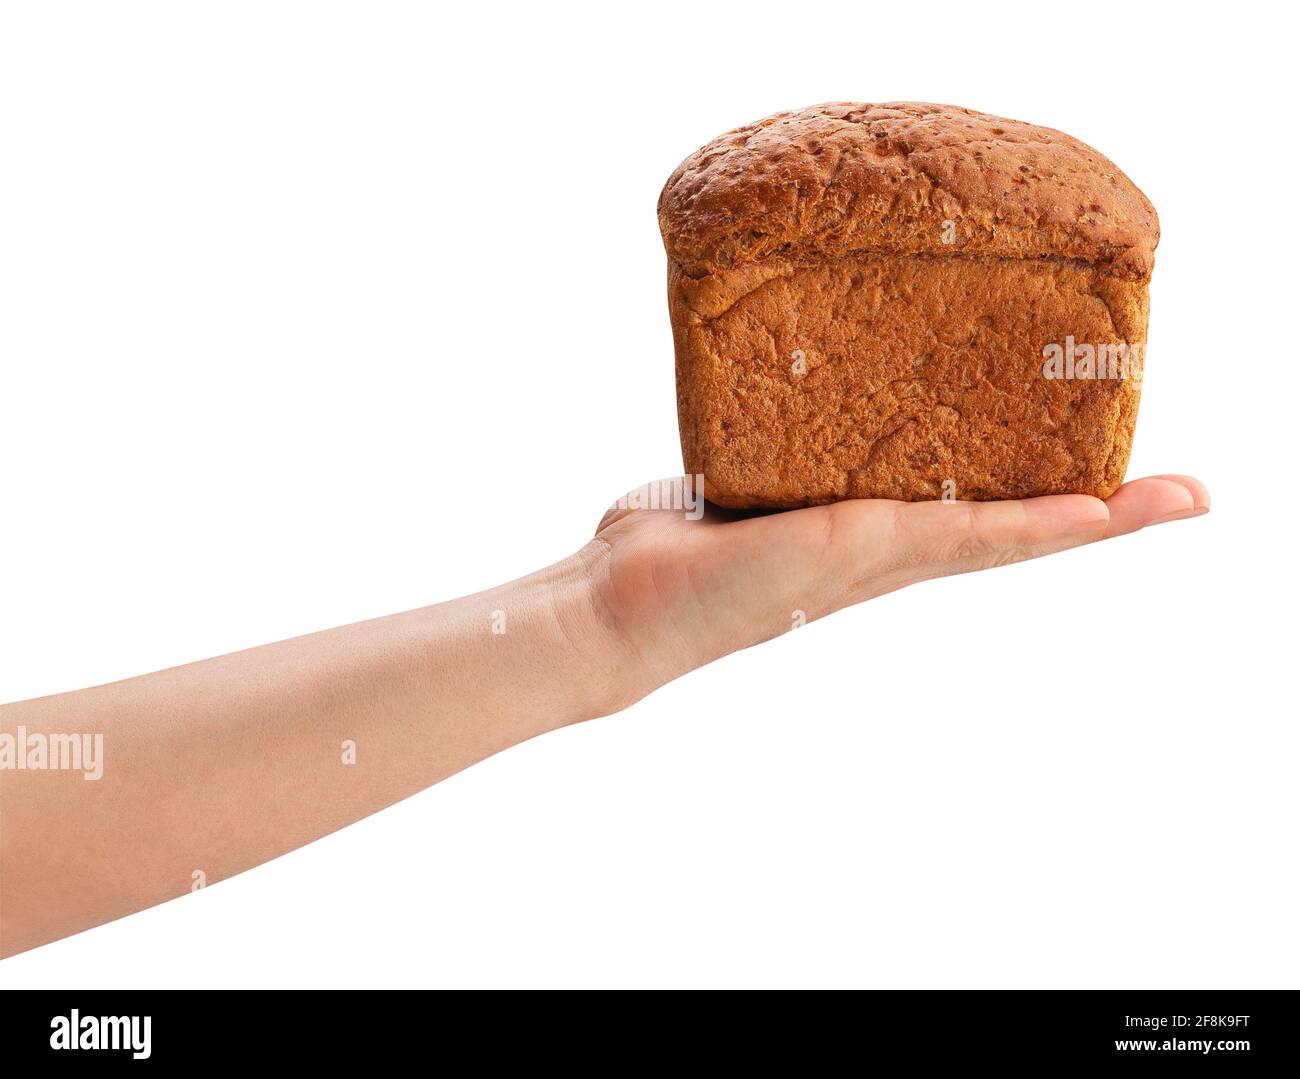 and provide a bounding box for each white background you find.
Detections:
[1,1,1294,989]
